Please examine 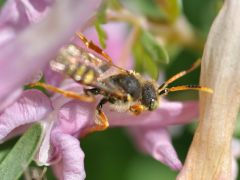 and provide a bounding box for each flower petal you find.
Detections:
[56,100,95,135]
[51,132,86,180]
[0,88,22,112]
[0,0,53,46]
[0,89,52,140]
[108,100,198,127]
[44,63,64,87]
[0,0,102,109]
[129,127,182,170]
